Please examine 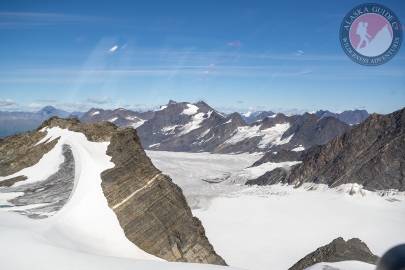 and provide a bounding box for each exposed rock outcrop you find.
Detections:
[2,144,75,218]
[316,109,369,125]
[0,117,226,265]
[289,237,379,270]
[0,129,57,176]
[248,108,405,191]
[101,128,226,264]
